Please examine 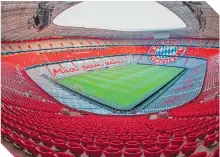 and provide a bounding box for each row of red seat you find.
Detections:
[1,126,219,157]
[168,99,219,117]
[2,46,149,67]
[1,98,219,156]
